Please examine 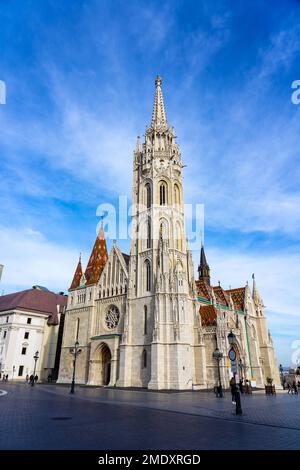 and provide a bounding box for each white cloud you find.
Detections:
[0,226,80,294]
